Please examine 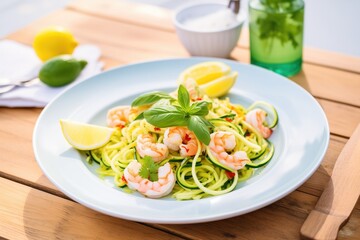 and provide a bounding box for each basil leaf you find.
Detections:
[152,98,171,107]
[188,116,211,145]
[189,105,201,114]
[134,112,145,120]
[177,85,190,111]
[189,101,210,116]
[144,105,188,128]
[131,91,173,107]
